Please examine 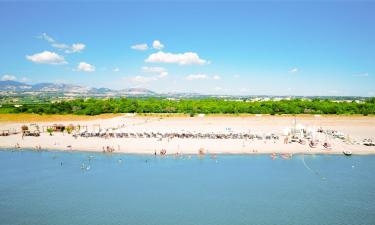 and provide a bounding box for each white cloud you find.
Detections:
[131,43,148,51]
[215,86,223,91]
[66,43,86,53]
[113,68,120,72]
[39,33,55,43]
[185,74,208,80]
[38,33,85,54]
[51,43,69,49]
[130,67,168,83]
[152,40,164,50]
[131,76,157,83]
[130,72,168,83]
[141,66,166,73]
[26,51,67,65]
[354,72,369,77]
[1,74,17,81]
[288,68,298,73]
[145,51,208,65]
[233,74,240,79]
[212,75,221,80]
[77,62,96,72]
